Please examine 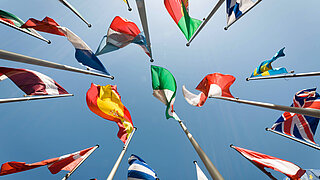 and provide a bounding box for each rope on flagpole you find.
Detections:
[0,19,51,44]
[246,71,320,81]
[186,0,225,47]
[173,112,224,180]
[0,94,73,104]
[266,128,320,151]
